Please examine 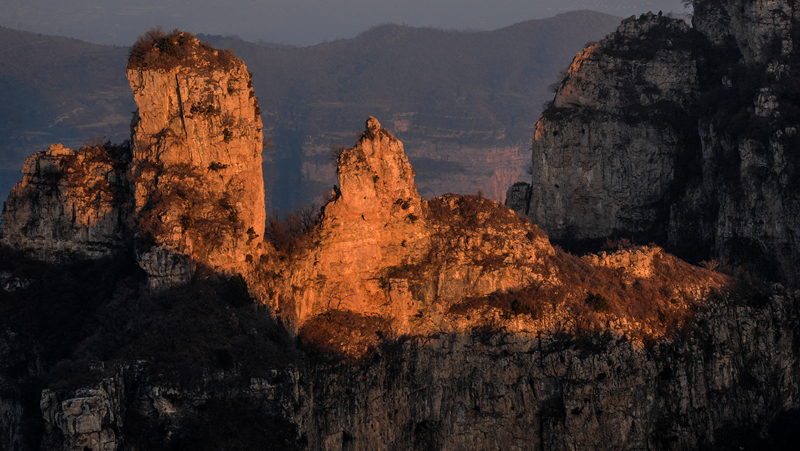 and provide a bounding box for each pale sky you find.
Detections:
[1,0,689,46]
